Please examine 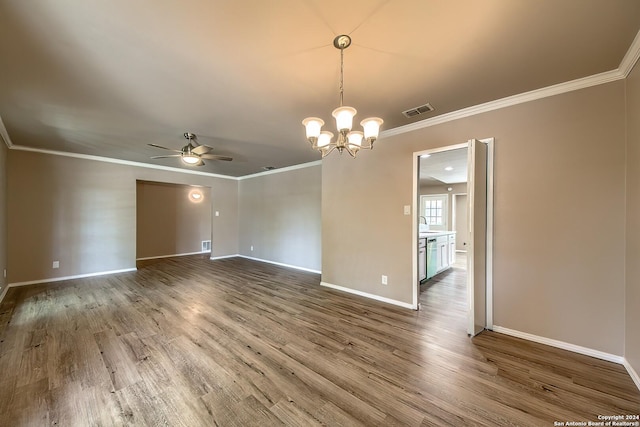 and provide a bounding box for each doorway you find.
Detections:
[135,180,213,266]
[412,139,494,336]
